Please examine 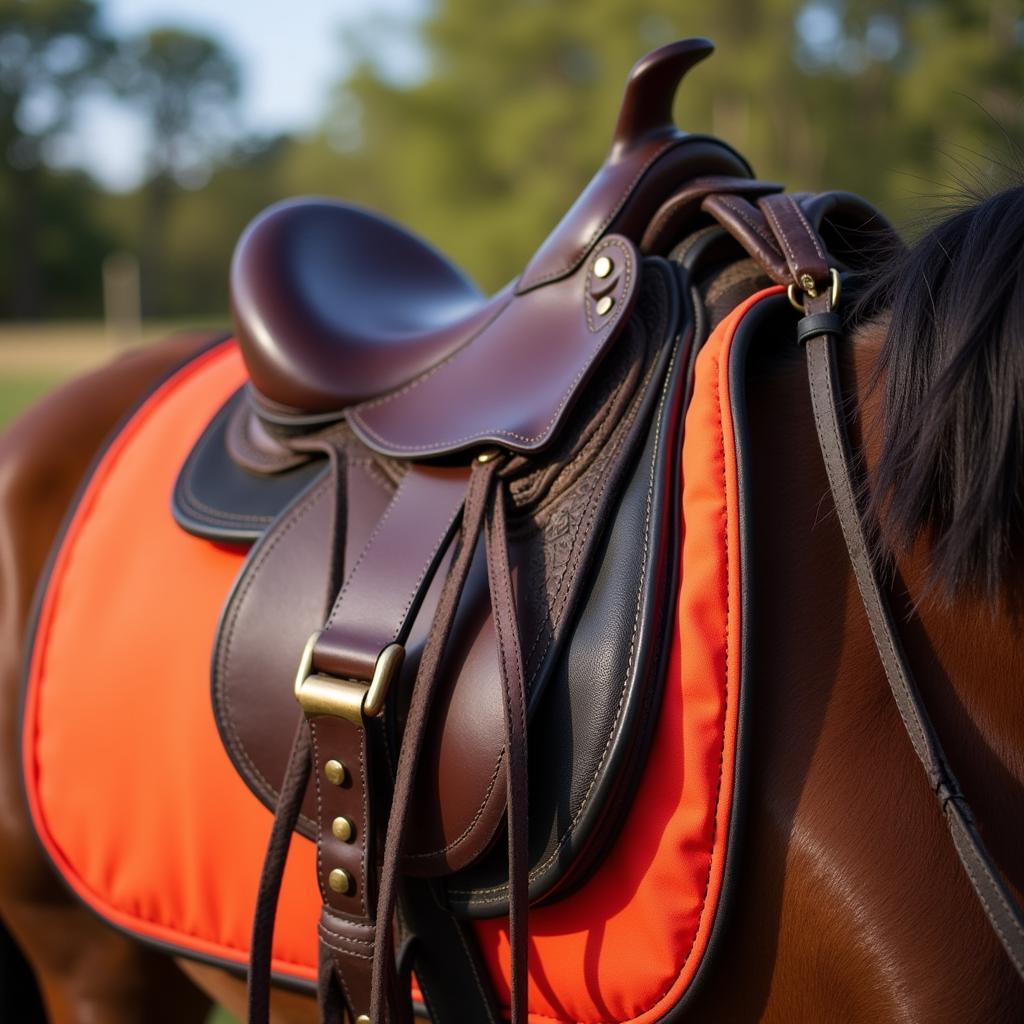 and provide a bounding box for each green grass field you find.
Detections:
[0,374,63,429]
